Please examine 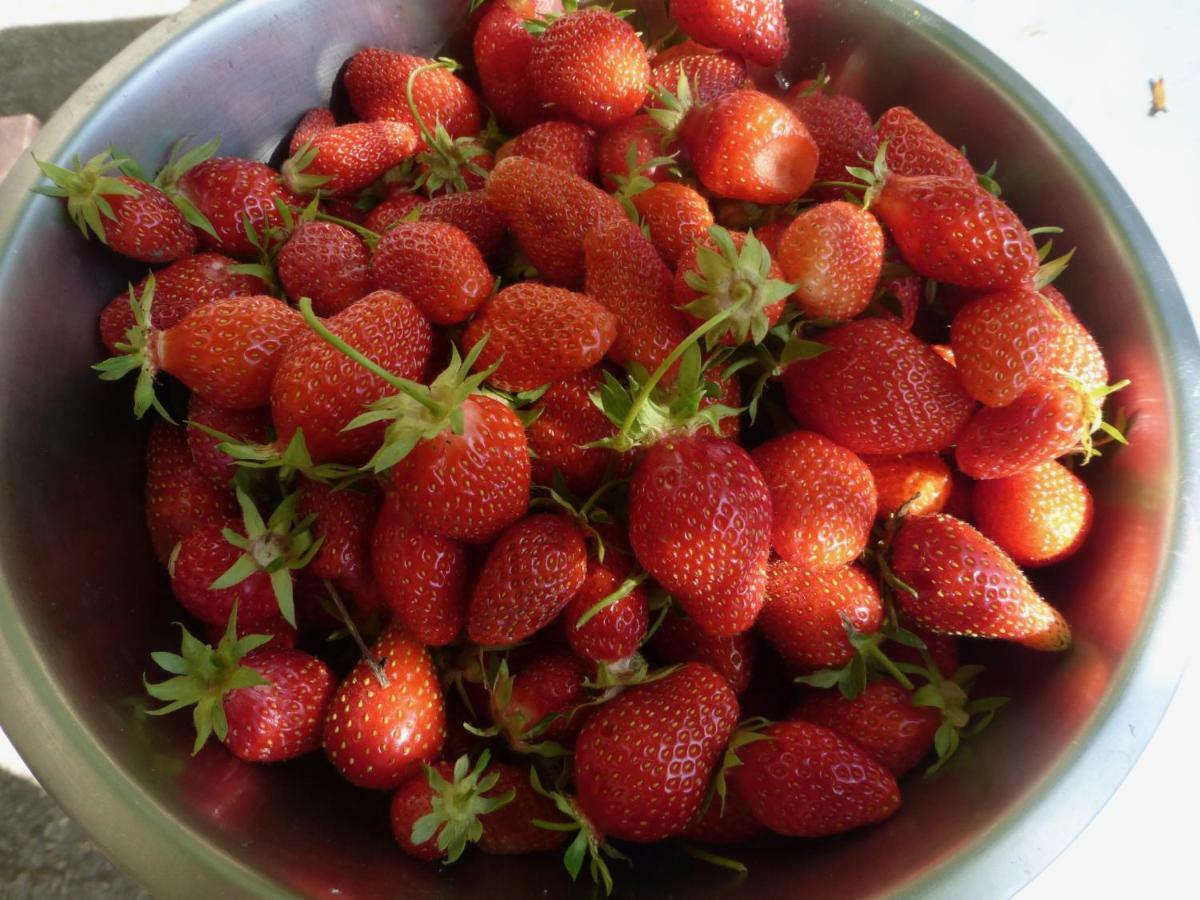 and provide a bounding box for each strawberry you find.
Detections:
[468,514,589,646]
[682,778,766,845]
[649,45,746,107]
[629,434,772,636]
[776,200,885,320]
[420,189,509,259]
[528,7,650,129]
[728,720,900,836]
[282,121,417,196]
[344,48,482,138]
[862,452,952,519]
[298,480,381,589]
[758,560,884,670]
[363,191,425,233]
[35,152,198,263]
[562,549,648,665]
[371,491,469,646]
[782,318,976,455]
[324,625,446,790]
[1041,285,1109,390]
[504,120,597,181]
[390,760,474,862]
[204,613,297,652]
[488,650,588,748]
[574,663,739,841]
[890,513,1072,649]
[371,222,493,325]
[276,221,371,317]
[942,468,975,521]
[474,0,565,133]
[869,271,921,330]
[649,609,756,694]
[527,367,623,495]
[877,106,976,182]
[595,115,668,191]
[785,75,880,193]
[669,0,788,67]
[950,287,1065,407]
[270,290,433,464]
[98,253,264,354]
[464,282,617,392]
[145,419,236,564]
[971,460,1094,567]
[288,107,336,156]
[475,762,571,854]
[486,154,629,286]
[630,181,714,268]
[176,158,302,259]
[751,430,877,569]
[185,395,272,486]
